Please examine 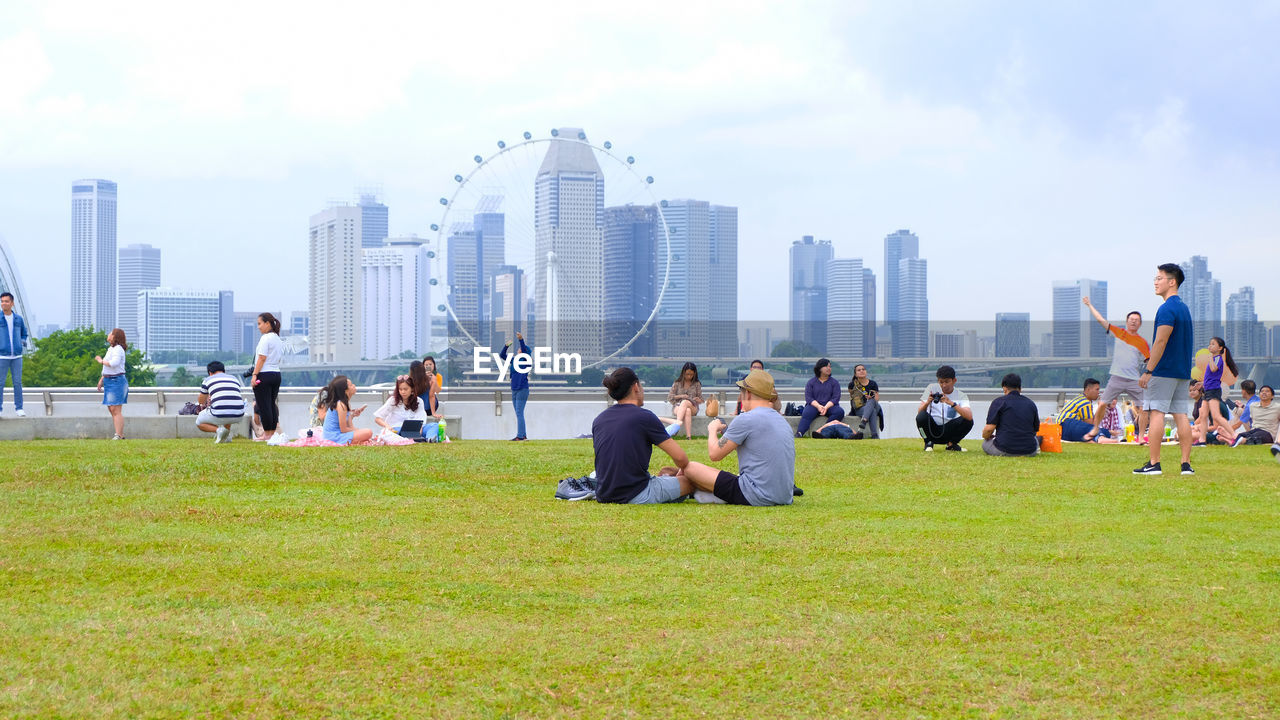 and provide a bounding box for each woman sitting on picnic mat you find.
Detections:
[323,375,372,445]
[374,375,426,437]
